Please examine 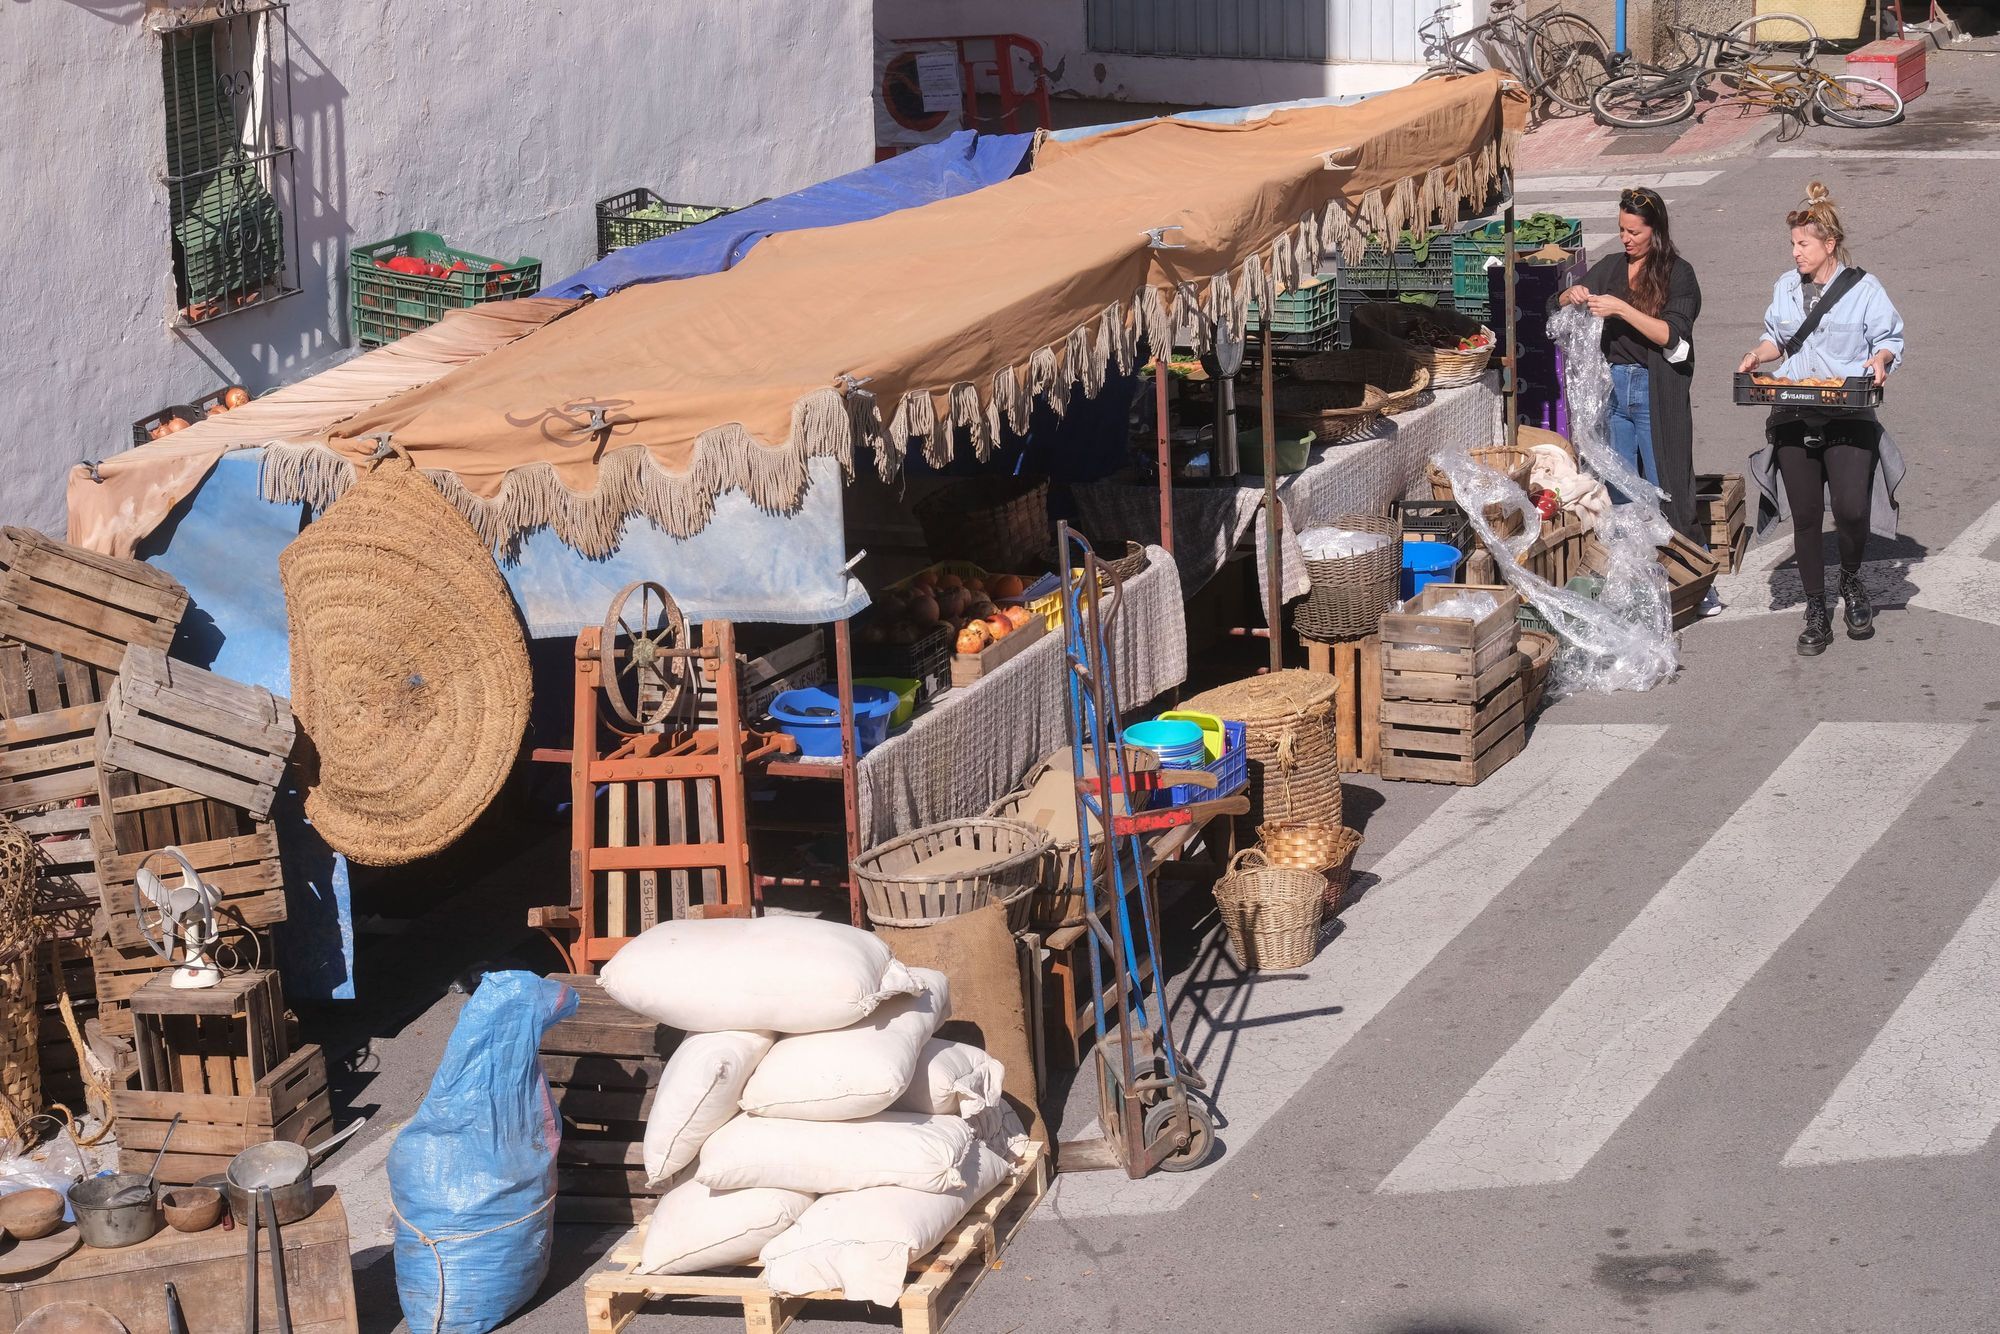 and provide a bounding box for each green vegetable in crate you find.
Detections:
[1513,213,1576,245]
